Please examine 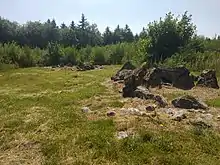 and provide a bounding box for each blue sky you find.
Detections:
[0,0,219,37]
